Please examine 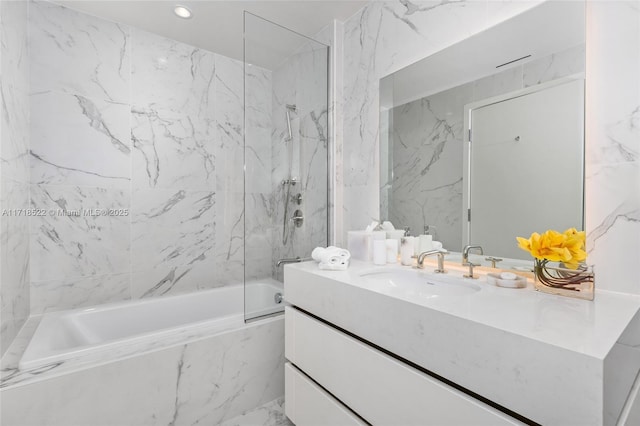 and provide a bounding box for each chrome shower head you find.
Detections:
[285,104,297,141]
